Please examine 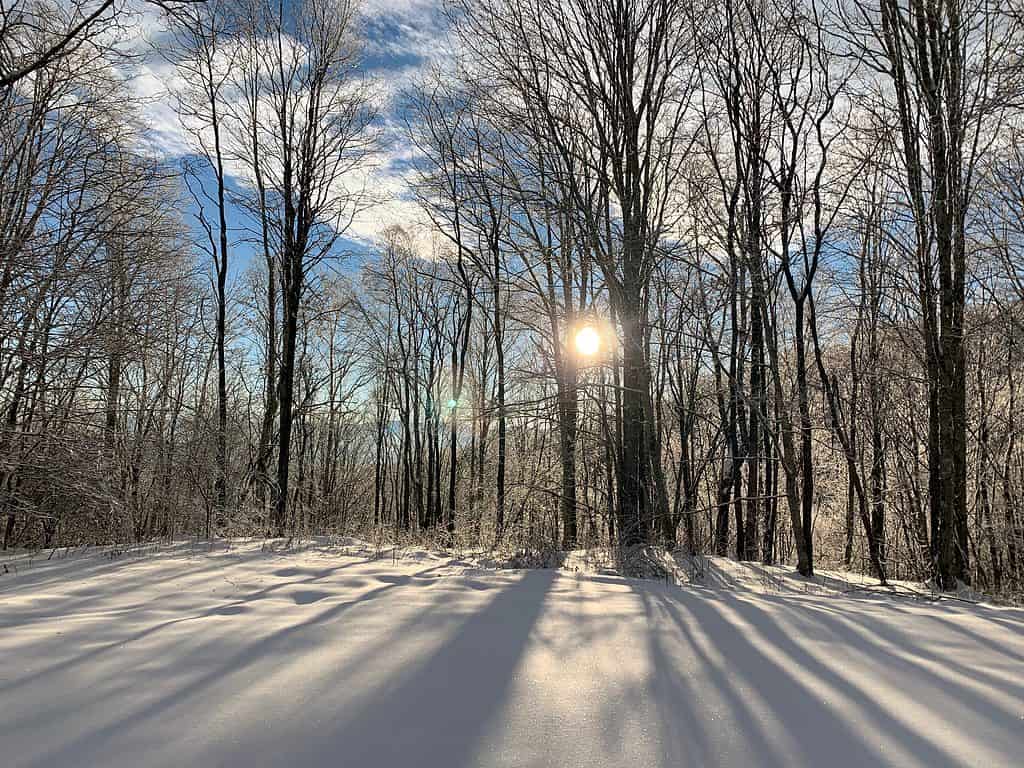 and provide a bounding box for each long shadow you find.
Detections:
[731,589,1023,667]
[0,558,371,696]
[767,598,1024,727]
[634,590,715,767]
[663,590,967,766]
[729,590,1024,704]
[287,569,556,768]
[1,555,370,627]
[911,605,1024,665]
[0,538,344,609]
[0,549,274,625]
[633,586,798,767]
[0,541,231,595]
[24,563,449,767]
